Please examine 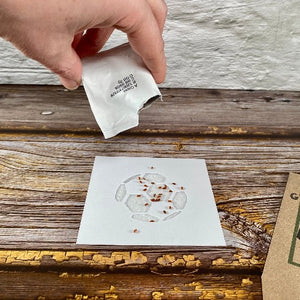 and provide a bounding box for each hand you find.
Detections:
[0,0,167,89]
